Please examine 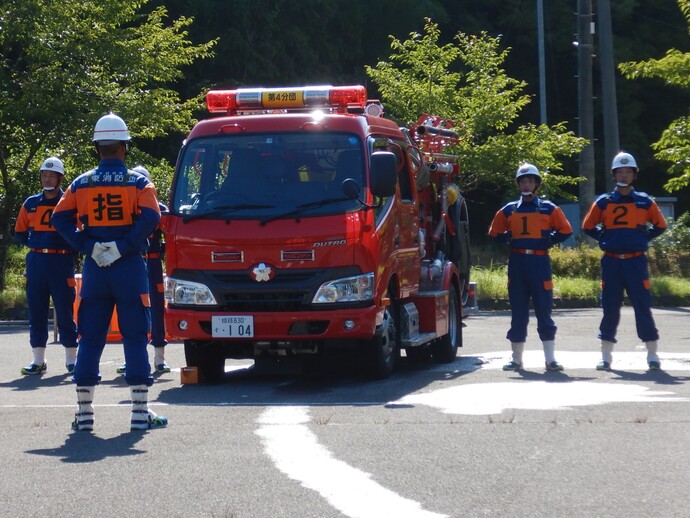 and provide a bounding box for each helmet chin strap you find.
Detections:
[521,191,534,196]
[616,182,630,188]
[43,186,56,191]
